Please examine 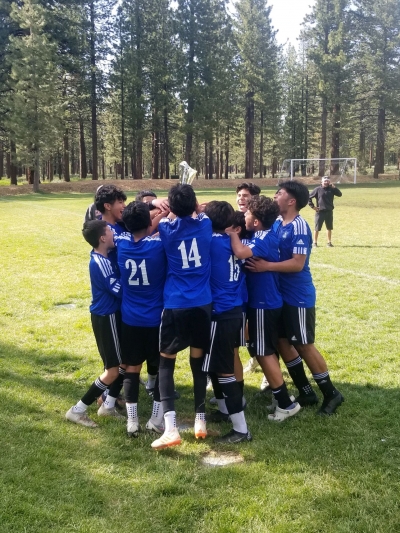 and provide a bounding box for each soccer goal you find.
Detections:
[280,158,357,184]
